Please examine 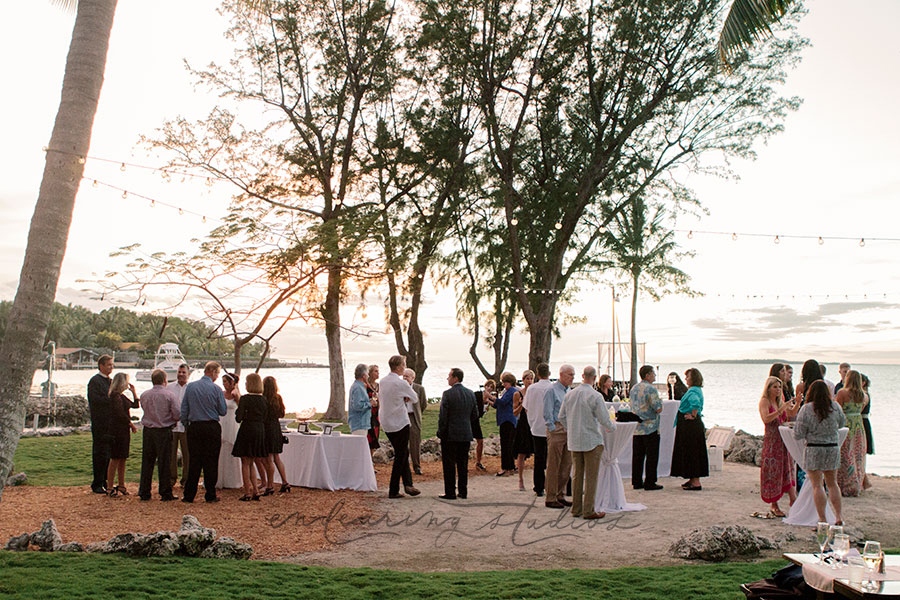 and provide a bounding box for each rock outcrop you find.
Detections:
[199,537,253,560]
[725,430,763,466]
[669,525,776,562]
[30,519,63,551]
